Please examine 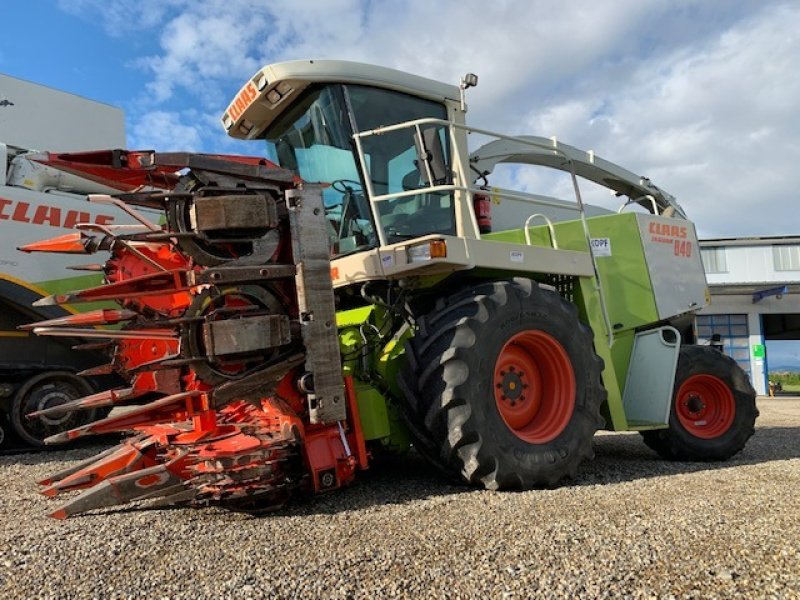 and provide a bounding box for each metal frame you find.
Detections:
[352,116,615,347]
